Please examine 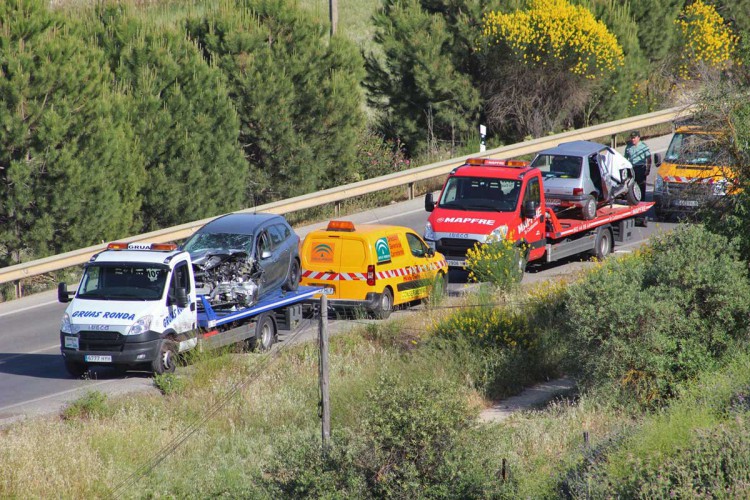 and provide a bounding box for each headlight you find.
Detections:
[655,176,664,193]
[127,315,153,336]
[424,221,436,241]
[490,225,508,241]
[60,312,72,334]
